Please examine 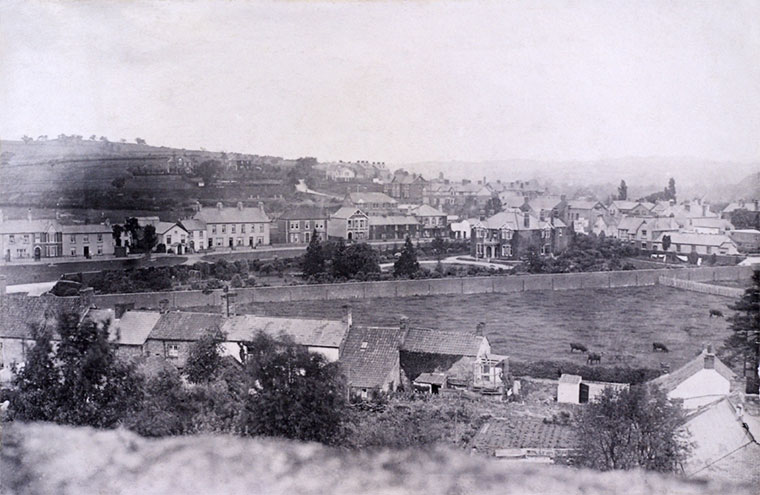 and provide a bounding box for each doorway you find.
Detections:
[34,246,41,261]
[83,246,90,258]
